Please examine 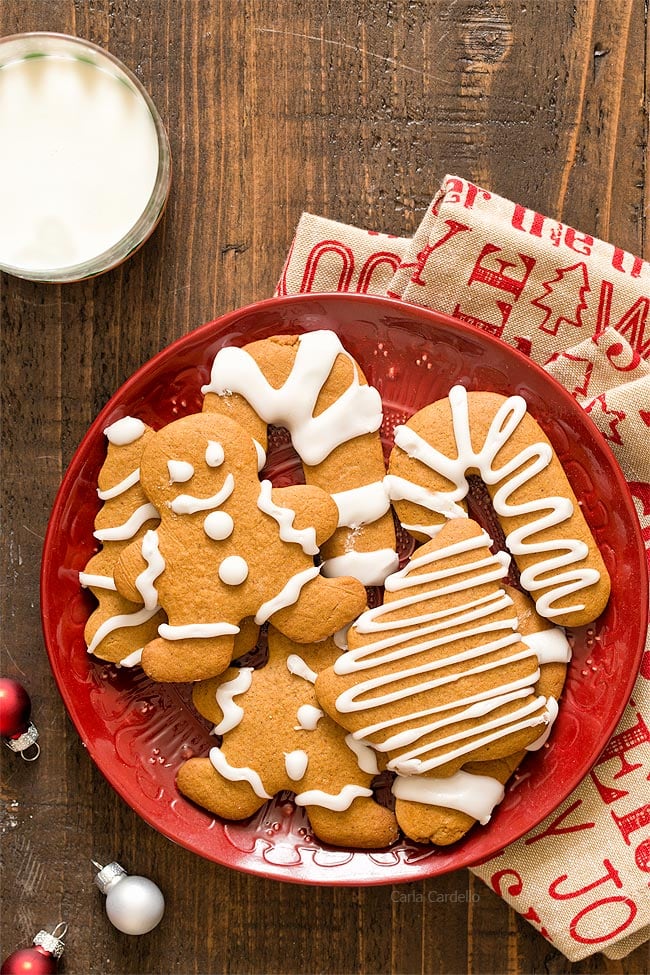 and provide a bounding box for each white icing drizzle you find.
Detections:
[104,416,146,446]
[391,769,505,824]
[321,548,399,586]
[167,459,194,484]
[334,528,551,774]
[93,502,158,541]
[203,510,234,541]
[332,480,391,529]
[400,522,445,539]
[254,565,321,624]
[387,695,547,775]
[344,733,379,774]
[97,467,141,501]
[79,571,117,591]
[170,472,234,515]
[284,749,309,781]
[118,648,143,668]
[135,529,165,609]
[201,331,383,466]
[213,667,254,735]
[205,441,225,467]
[392,385,601,618]
[522,628,572,665]
[294,783,373,811]
[86,605,159,655]
[286,654,318,684]
[294,704,324,731]
[253,439,266,472]
[526,696,559,751]
[157,621,240,640]
[384,473,467,520]
[208,747,272,799]
[218,555,249,586]
[256,480,318,554]
[354,674,537,741]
